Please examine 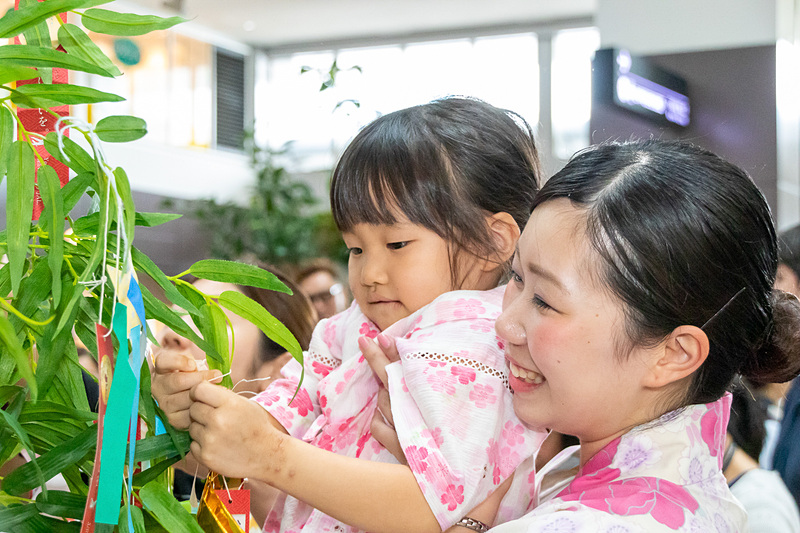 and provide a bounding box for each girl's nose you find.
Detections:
[360,255,388,286]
